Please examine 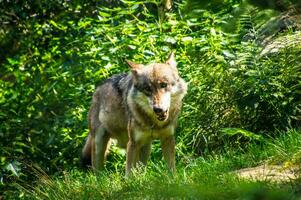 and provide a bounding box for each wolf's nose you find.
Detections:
[153,106,164,114]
